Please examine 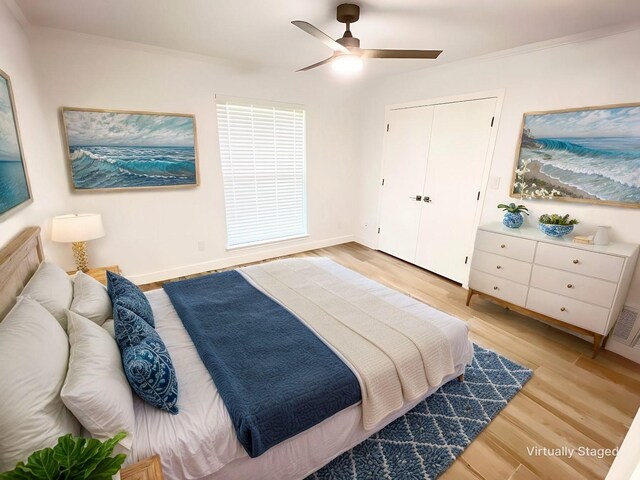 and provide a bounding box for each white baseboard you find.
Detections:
[128,235,355,285]
[605,338,640,364]
[354,235,377,249]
